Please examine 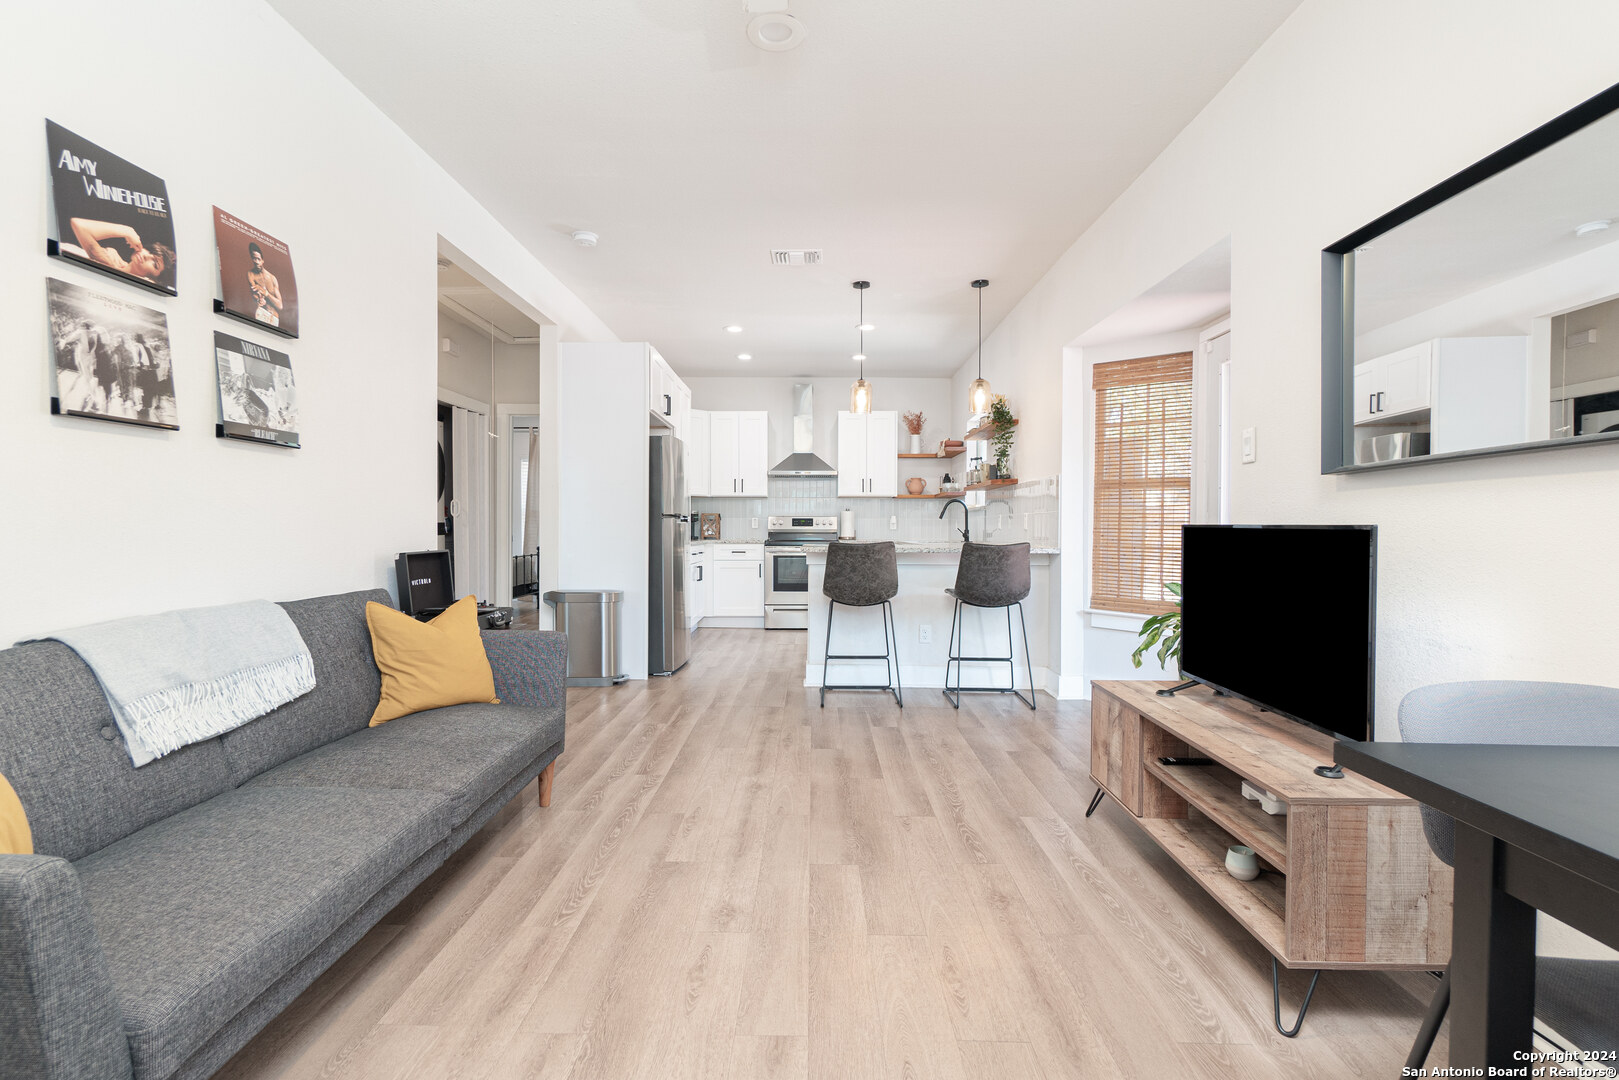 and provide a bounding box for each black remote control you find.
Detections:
[1158,756,1215,767]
